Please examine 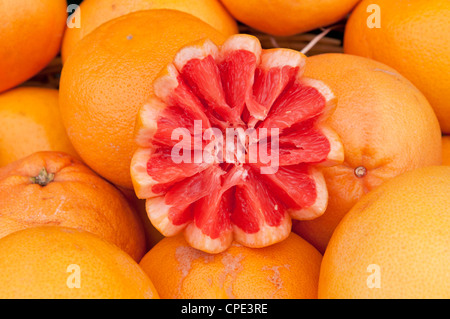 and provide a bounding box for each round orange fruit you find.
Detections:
[319,166,450,299]
[139,232,322,299]
[442,136,450,166]
[0,87,79,167]
[62,0,238,62]
[293,53,442,253]
[0,0,67,93]
[0,151,146,262]
[59,9,226,189]
[220,0,360,36]
[344,0,450,133]
[0,226,159,299]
